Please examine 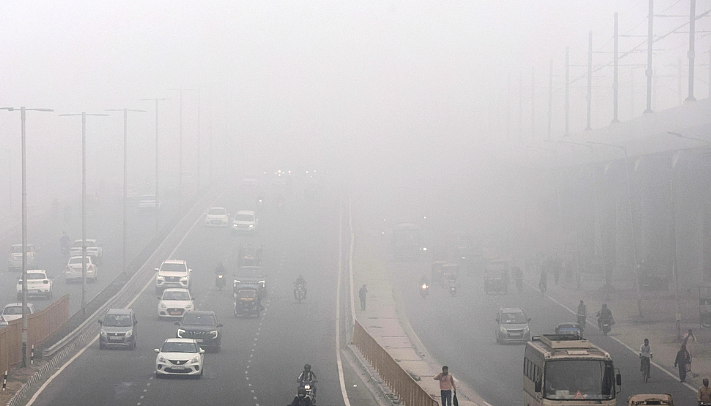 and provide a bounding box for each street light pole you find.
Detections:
[105,108,146,274]
[141,98,168,235]
[59,112,108,314]
[0,106,53,367]
[588,141,641,316]
[0,148,10,213]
